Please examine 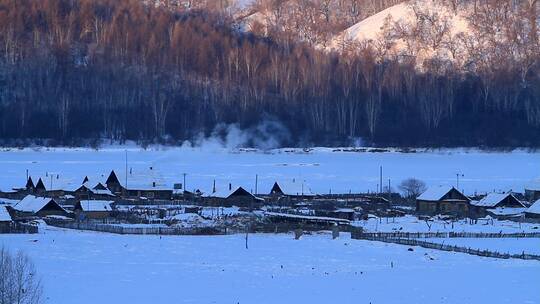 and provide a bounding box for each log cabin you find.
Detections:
[416,186,470,216]
[11,195,67,218]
